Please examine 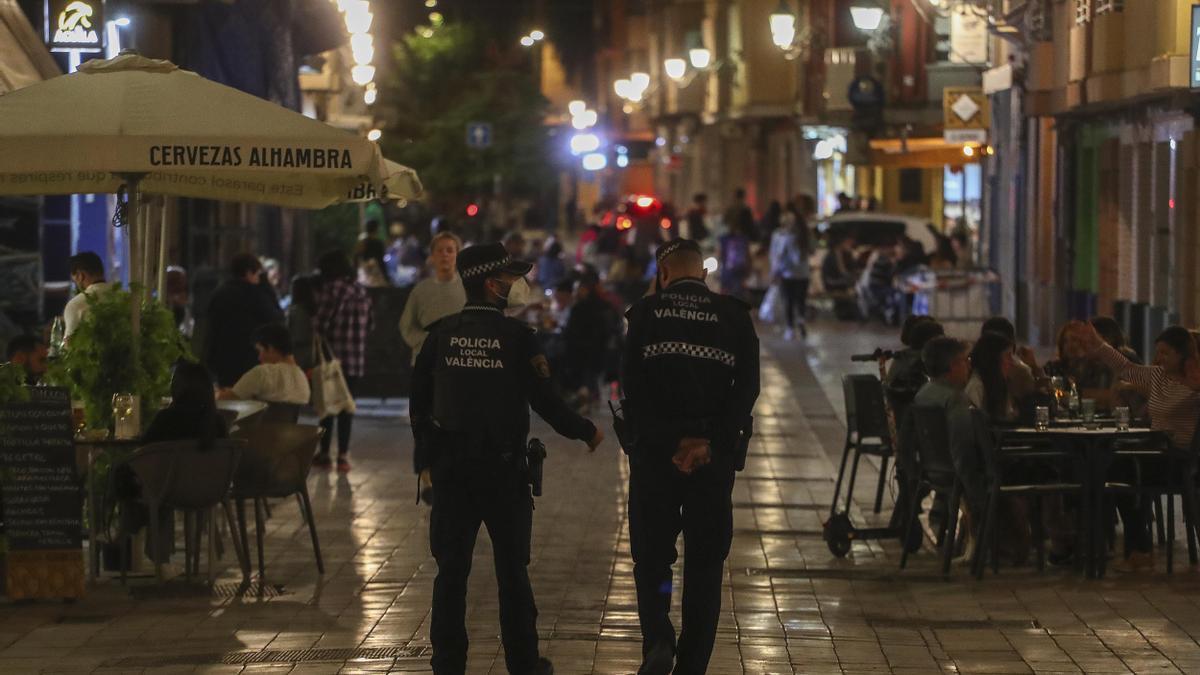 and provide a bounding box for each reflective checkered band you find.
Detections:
[656,239,698,263]
[643,341,736,367]
[460,257,512,280]
[463,304,502,313]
